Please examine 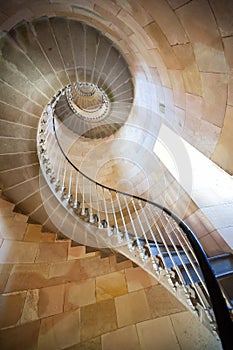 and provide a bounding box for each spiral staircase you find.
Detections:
[0,13,233,350]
